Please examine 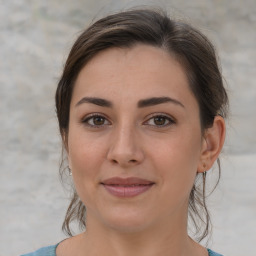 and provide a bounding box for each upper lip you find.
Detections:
[101,177,155,186]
